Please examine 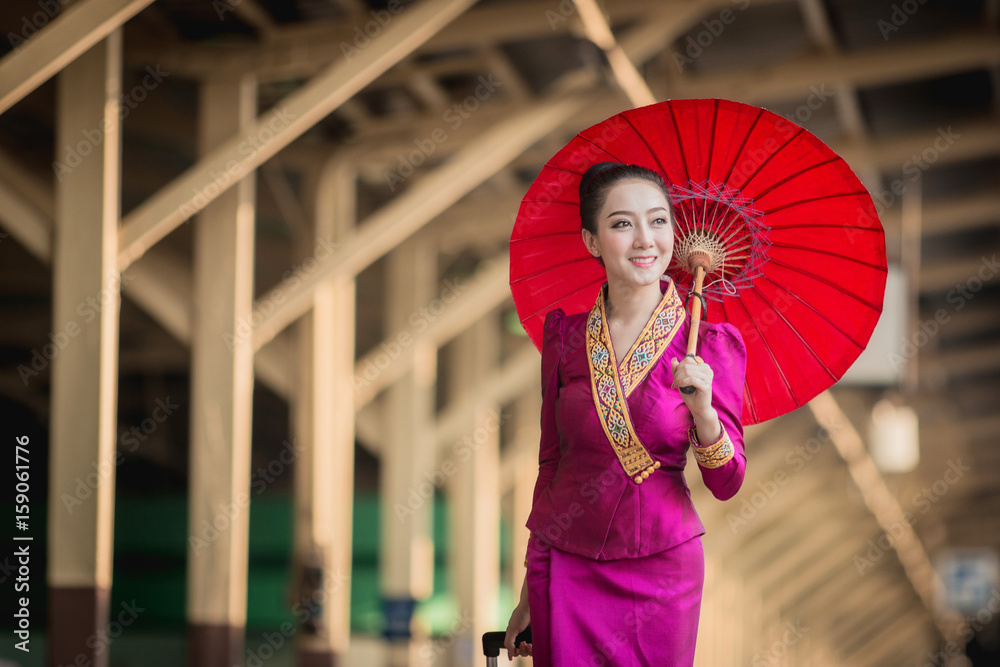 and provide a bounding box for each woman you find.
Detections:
[504,162,748,665]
